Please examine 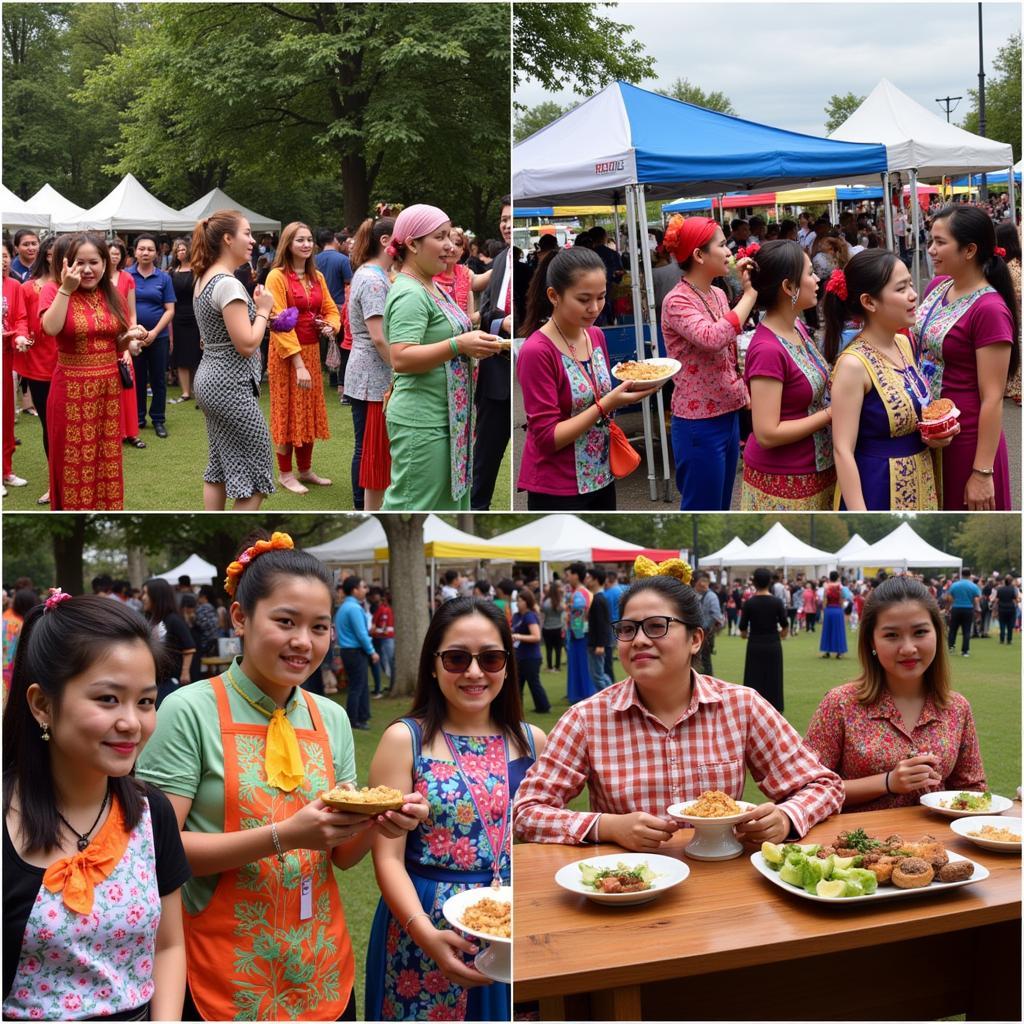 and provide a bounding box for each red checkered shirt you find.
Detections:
[513,672,843,844]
